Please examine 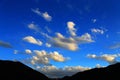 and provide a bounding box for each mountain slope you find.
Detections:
[61,63,120,80]
[0,60,49,80]
[0,60,120,80]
